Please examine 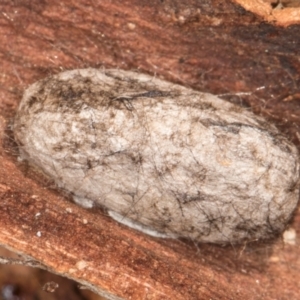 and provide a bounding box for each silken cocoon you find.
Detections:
[14,68,300,244]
